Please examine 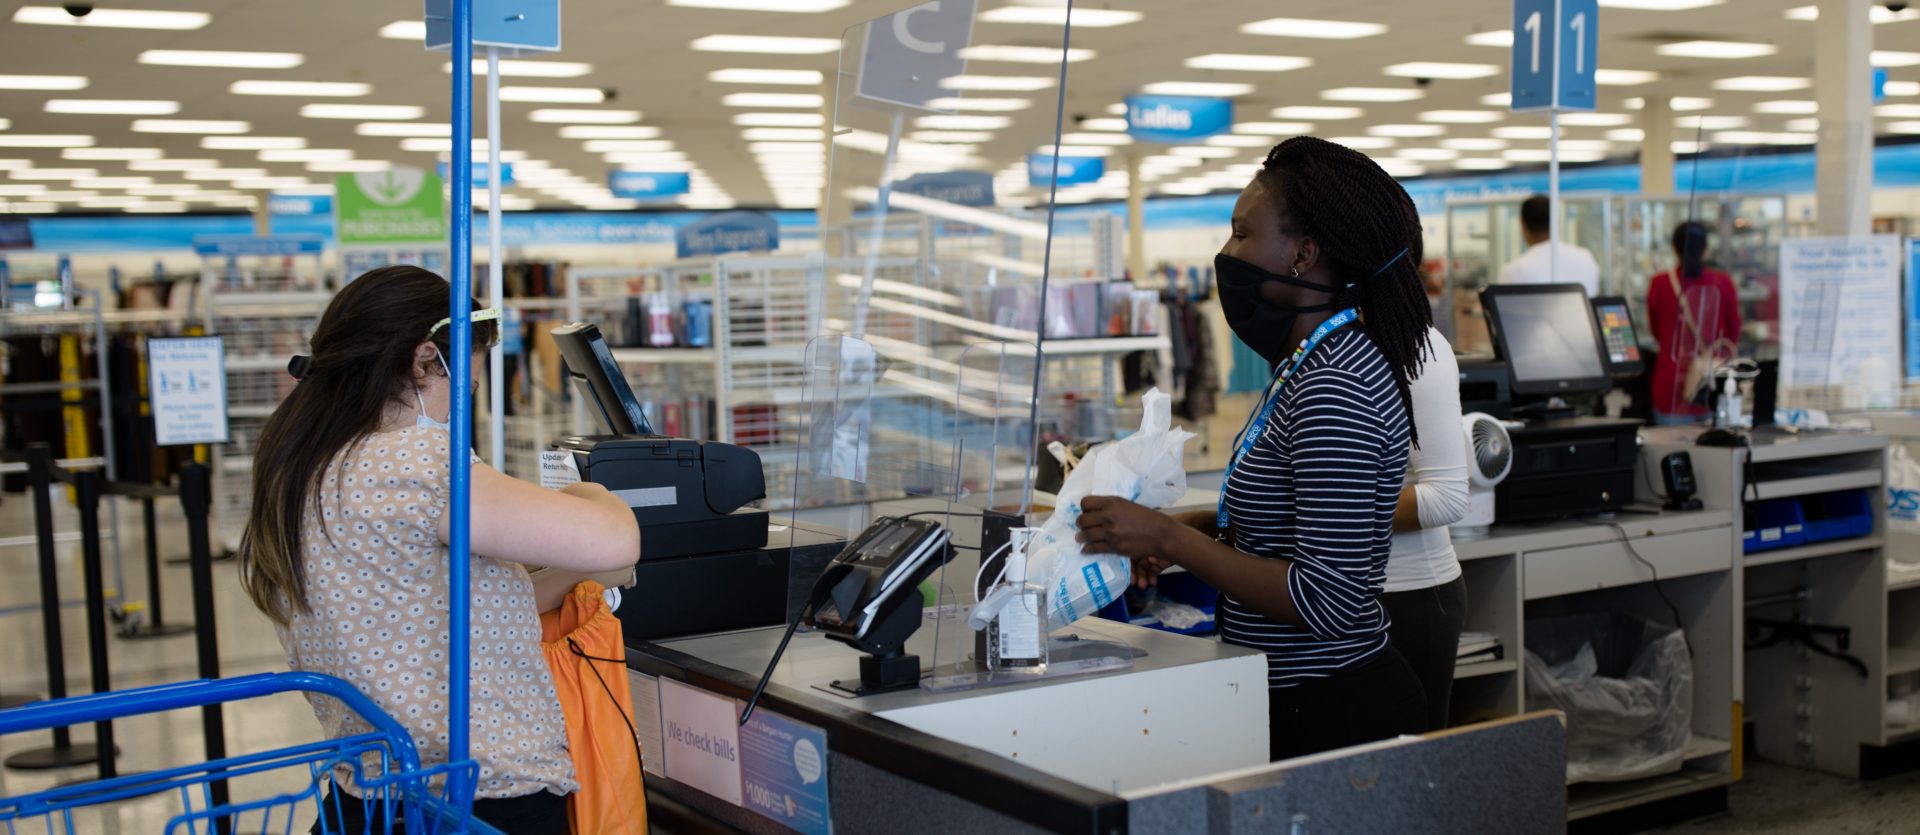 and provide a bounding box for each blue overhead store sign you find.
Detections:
[1125,95,1234,143]
[438,161,514,189]
[608,170,691,200]
[895,170,994,206]
[1028,154,1104,188]
[267,193,331,218]
[1510,0,1598,111]
[0,219,32,250]
[856,0,978,110]
[675,210,779,258]
[190,235,326,257]
[424,0,560,53]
